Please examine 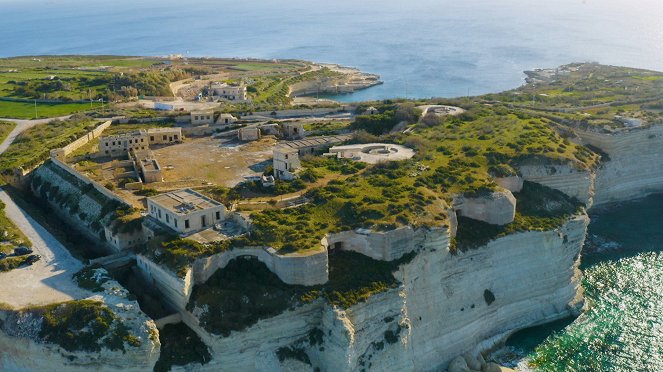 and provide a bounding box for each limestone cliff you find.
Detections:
[180,215,588,371]
[0,268,160,371]
[577,124,663,206]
